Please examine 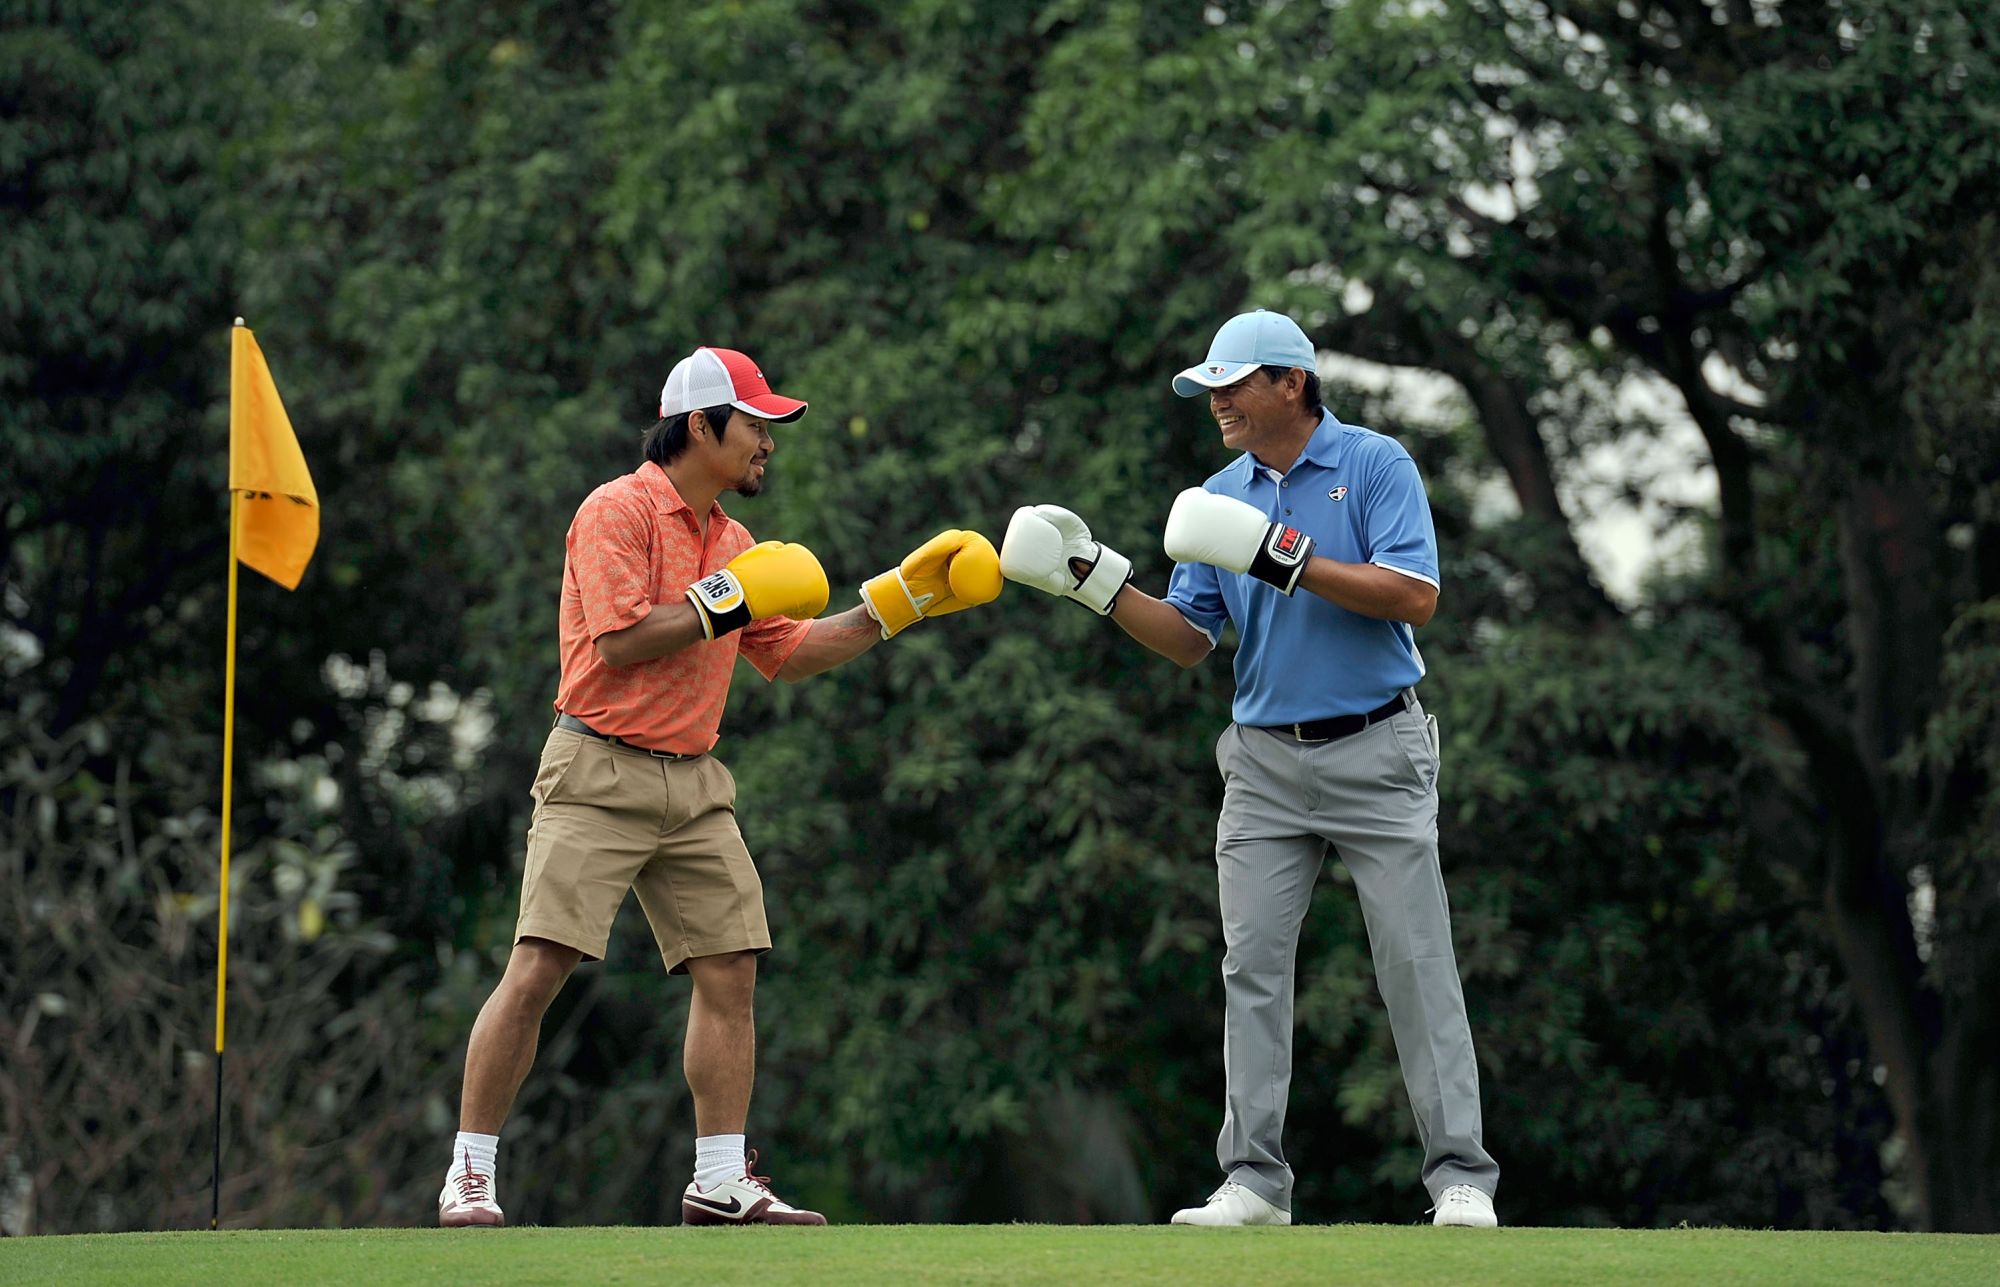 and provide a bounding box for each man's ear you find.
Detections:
[688,409,710,443]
